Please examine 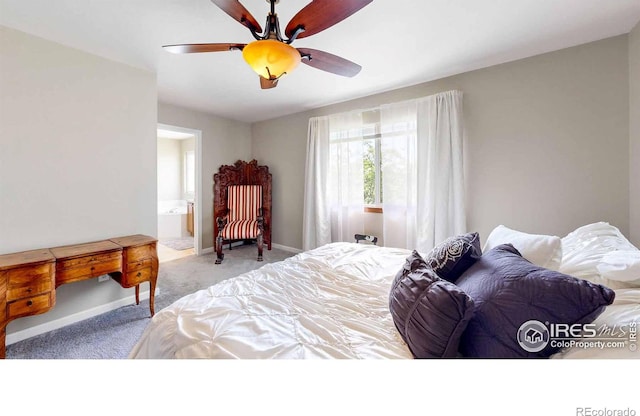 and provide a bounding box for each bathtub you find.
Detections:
[158,200,190,239]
